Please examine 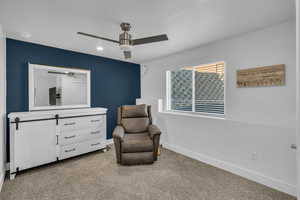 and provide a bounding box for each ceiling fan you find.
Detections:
[77,22,168,59]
